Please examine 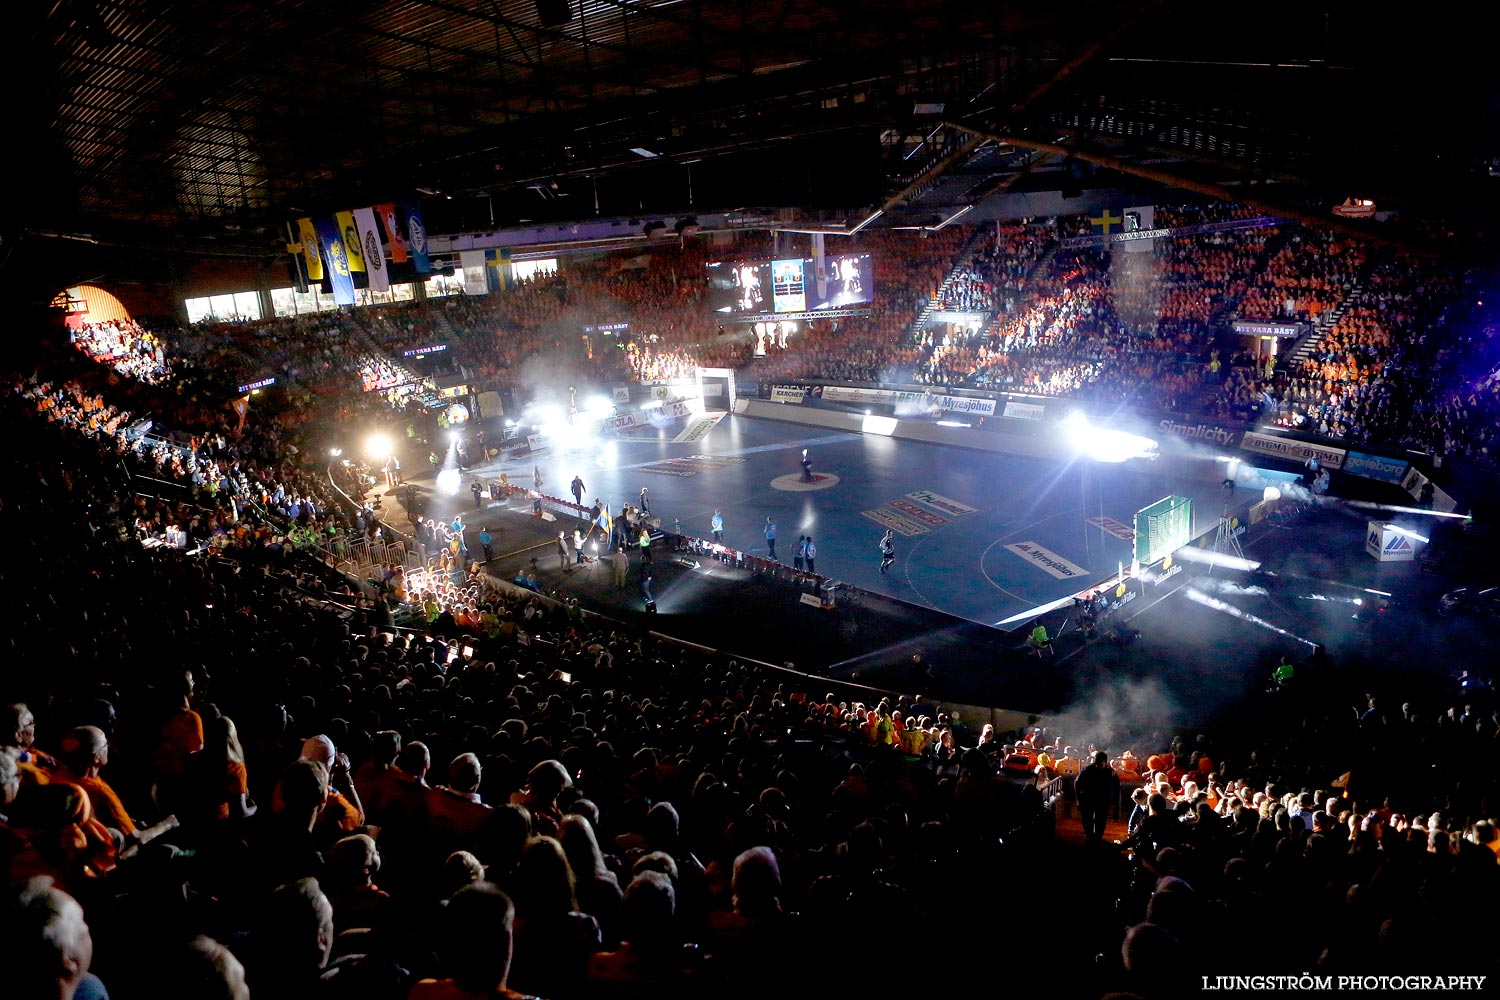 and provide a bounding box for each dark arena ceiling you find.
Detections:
[12,0,1500,273]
